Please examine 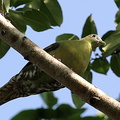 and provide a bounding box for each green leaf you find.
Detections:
[0,40,10,59]
[3,0,10,13]
[6,10,26,33]
[11,109,40,120]
[40,0,63,26]
[40,92,58,108]
[56,104,86,119]
[25,0,63,26]
[12,108,57,120]
[71,93,85,108]
[38,108,57,119]
[102,31,115,41]
[25,0,41,10]
[91,58,110,74]
[56,34,79,42]
[114,0,120,9]
[115,10,120,30]
[102,31,120,57]
[21,9,51,31]
[115,10,120,24]
[110,54,120,77]
[11,105,86,120]
[81,14,97,38]
[10,0,34,7]
[116,23,120,30]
